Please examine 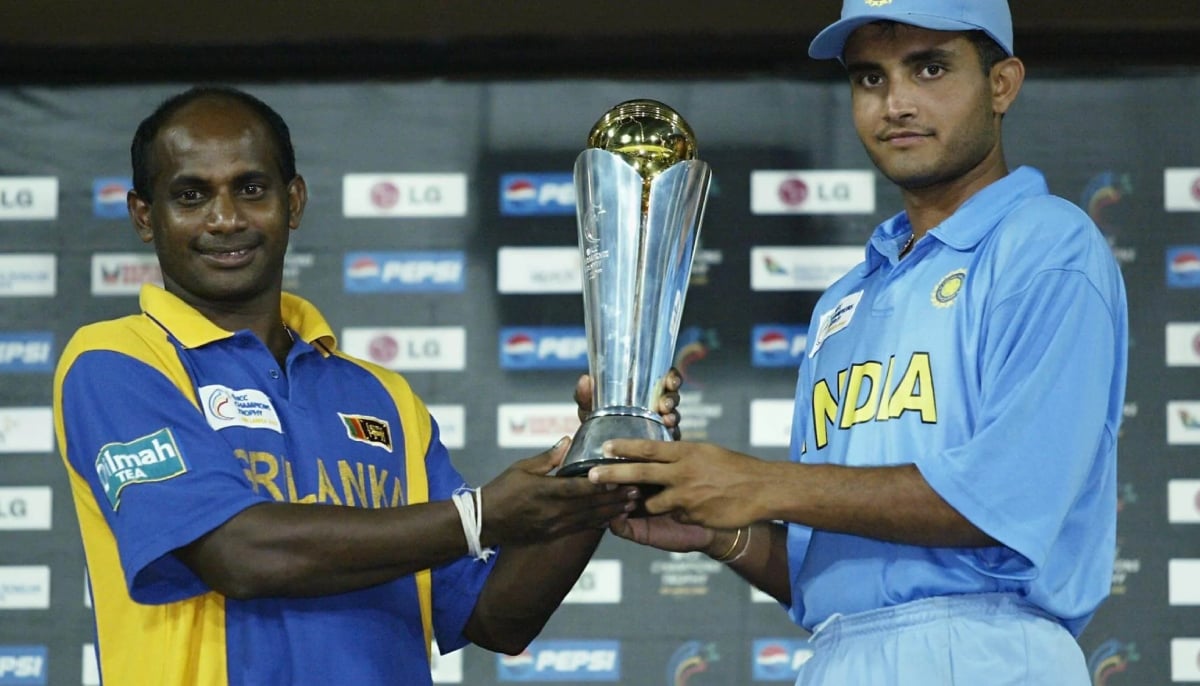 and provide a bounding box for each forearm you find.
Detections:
[716,522,792,605]
[762,462,996,547]
[466,528,605,654]
[710,461,995,605]
[176,500,467,599]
